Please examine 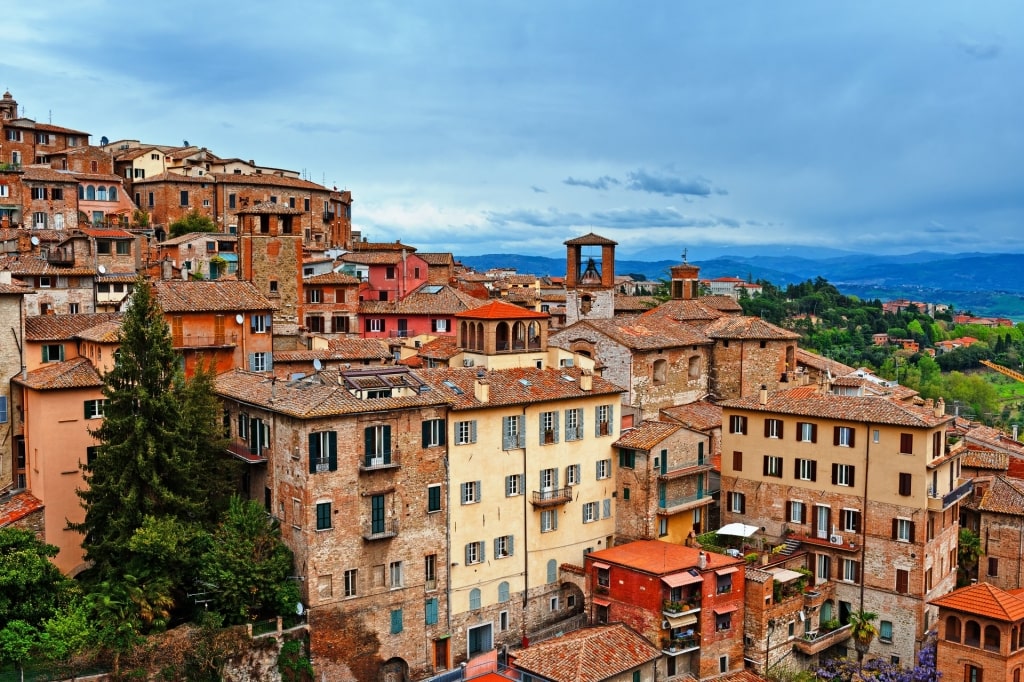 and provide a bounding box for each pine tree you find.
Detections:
[72,278,237,582]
